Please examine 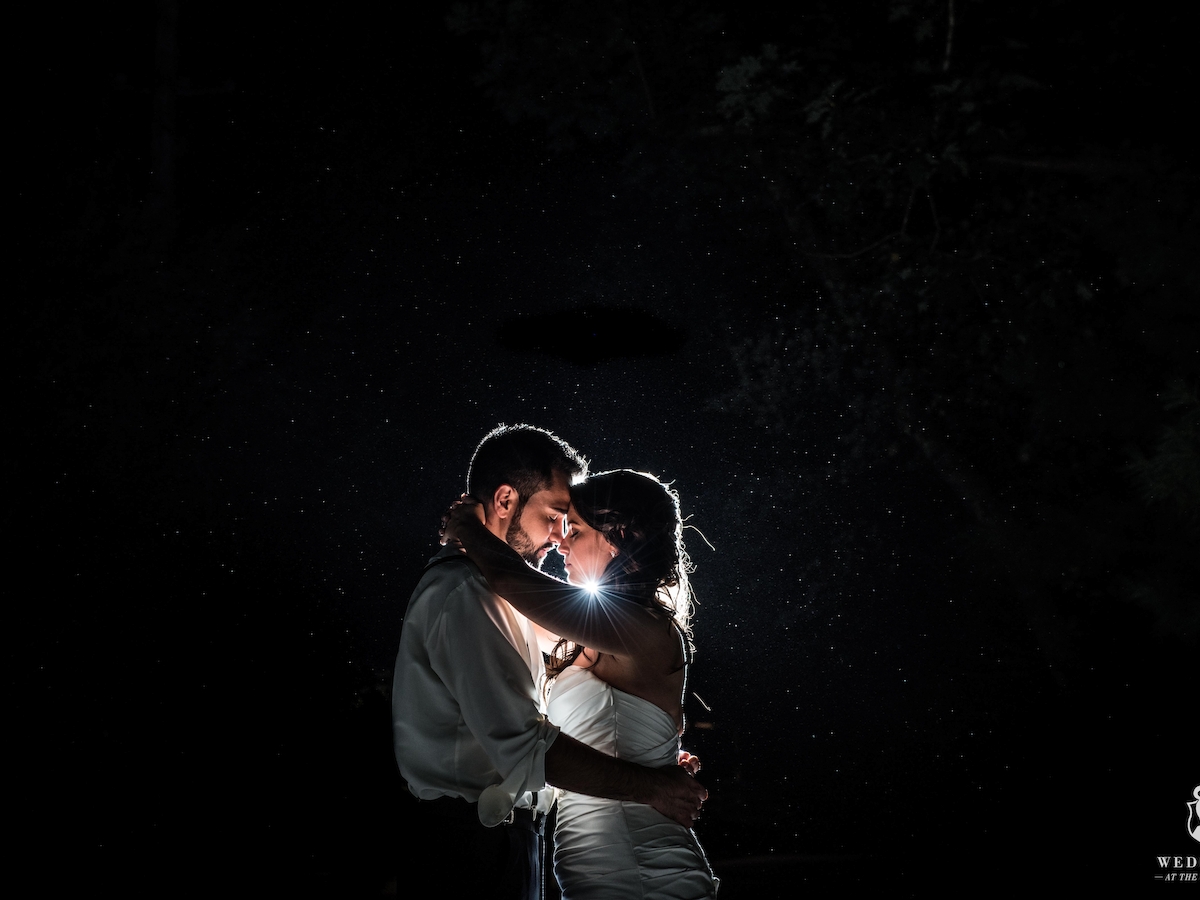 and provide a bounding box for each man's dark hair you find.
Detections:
[467,424,588,504]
